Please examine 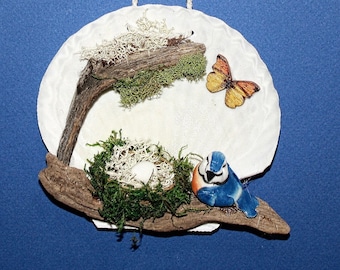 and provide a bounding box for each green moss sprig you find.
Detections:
[85,130,195,233]
[113,53,207,108]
